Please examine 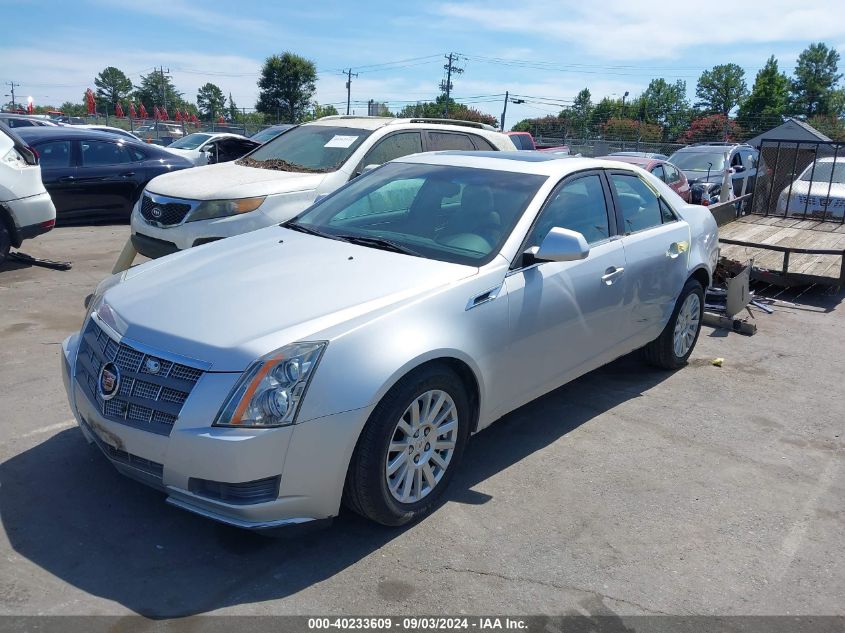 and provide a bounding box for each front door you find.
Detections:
[76,139,143,220]
[499,172,630,408]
